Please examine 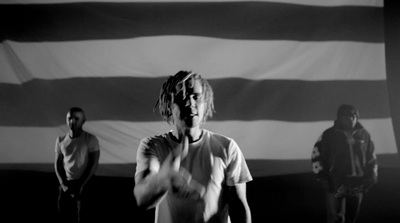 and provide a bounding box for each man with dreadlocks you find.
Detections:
[134,70,252,223]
